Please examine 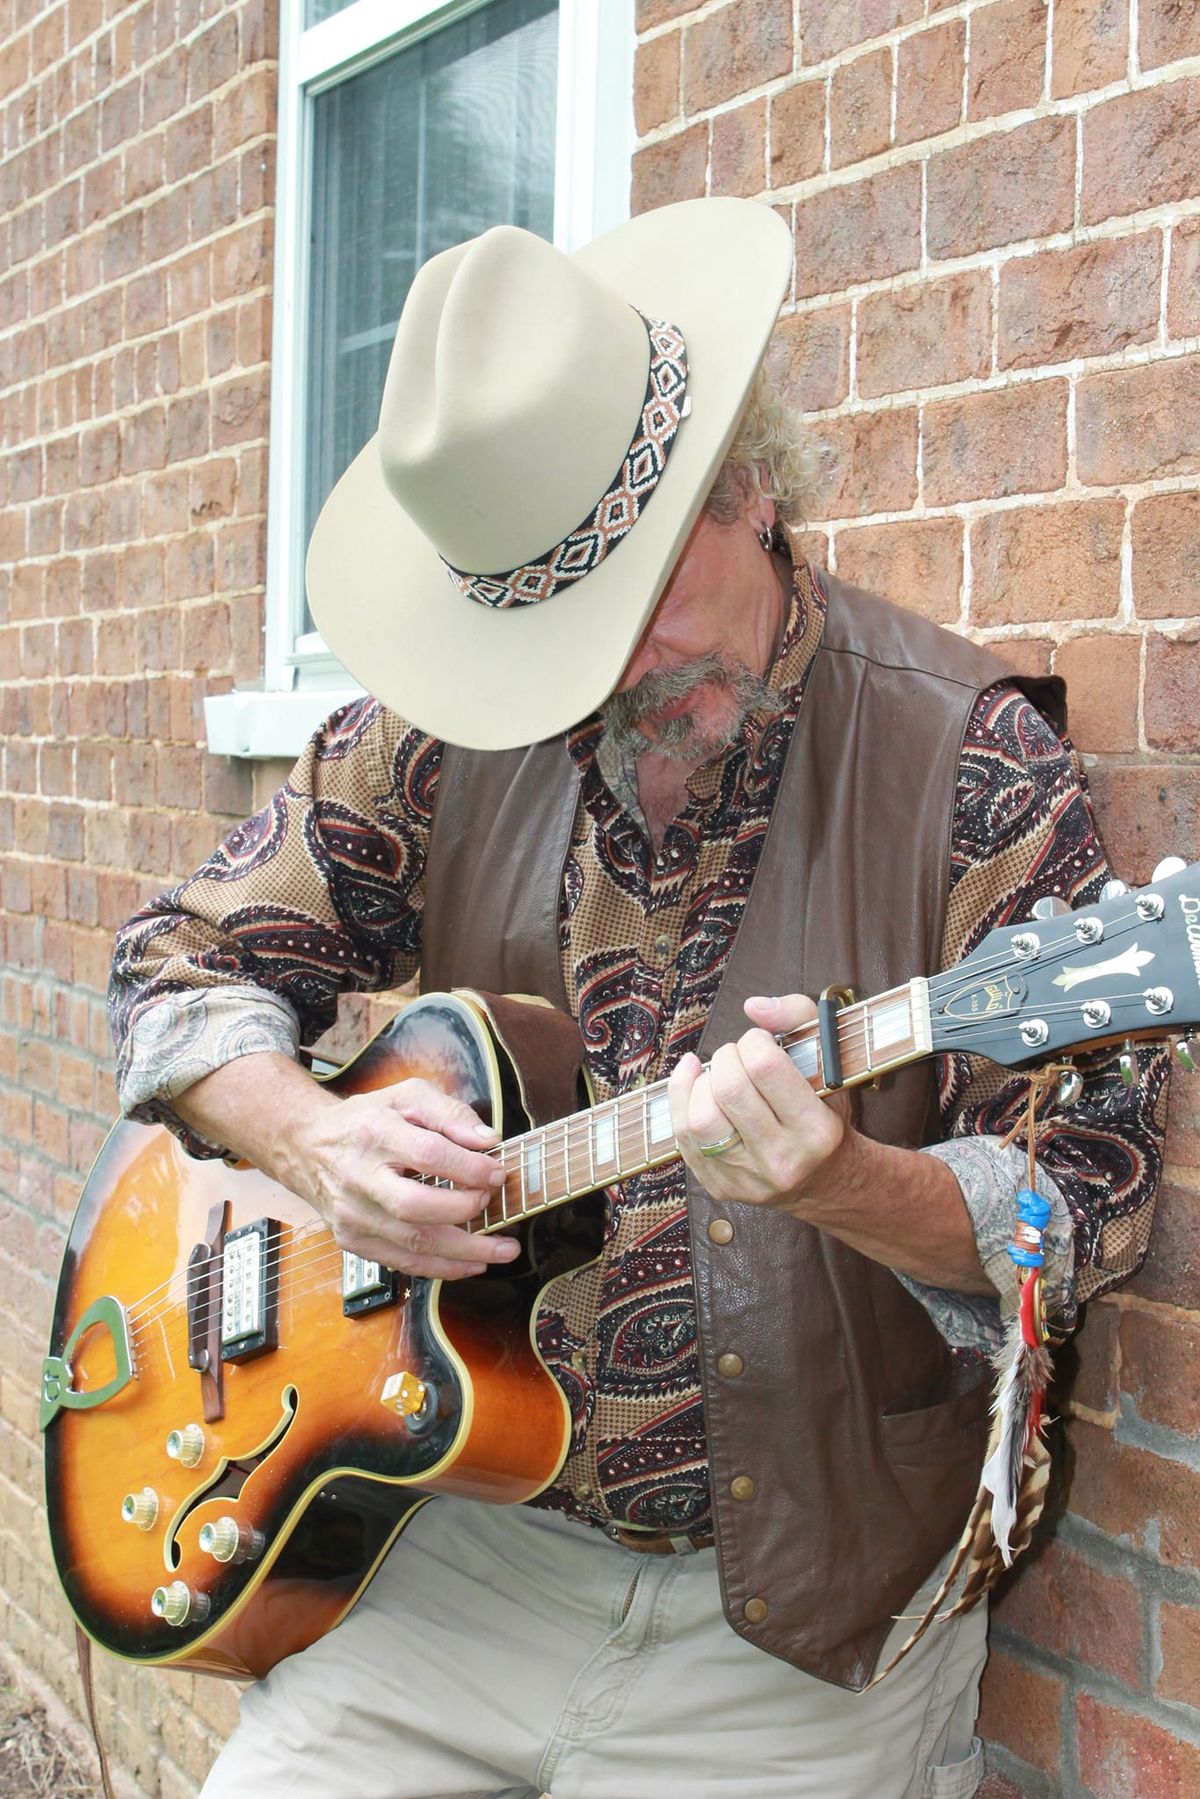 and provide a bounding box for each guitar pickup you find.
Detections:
[341,1254,401,1318]
[220,1219,280,1362]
